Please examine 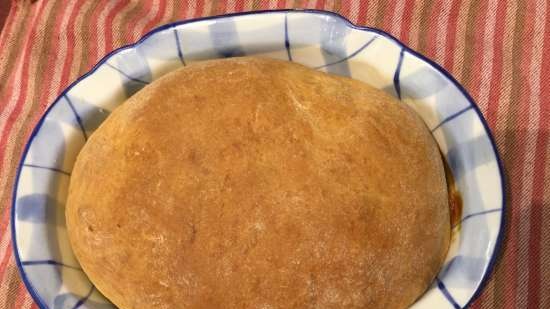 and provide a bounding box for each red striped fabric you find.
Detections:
[0,1,9,31]
[0,1,548,308]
